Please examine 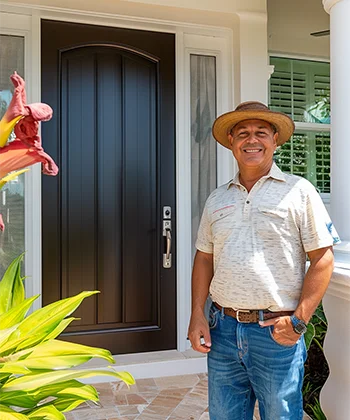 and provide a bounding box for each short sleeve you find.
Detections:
[195,198,214,254]
[300,185,341,252]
